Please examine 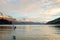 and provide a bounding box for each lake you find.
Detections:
[0,25,60,40]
